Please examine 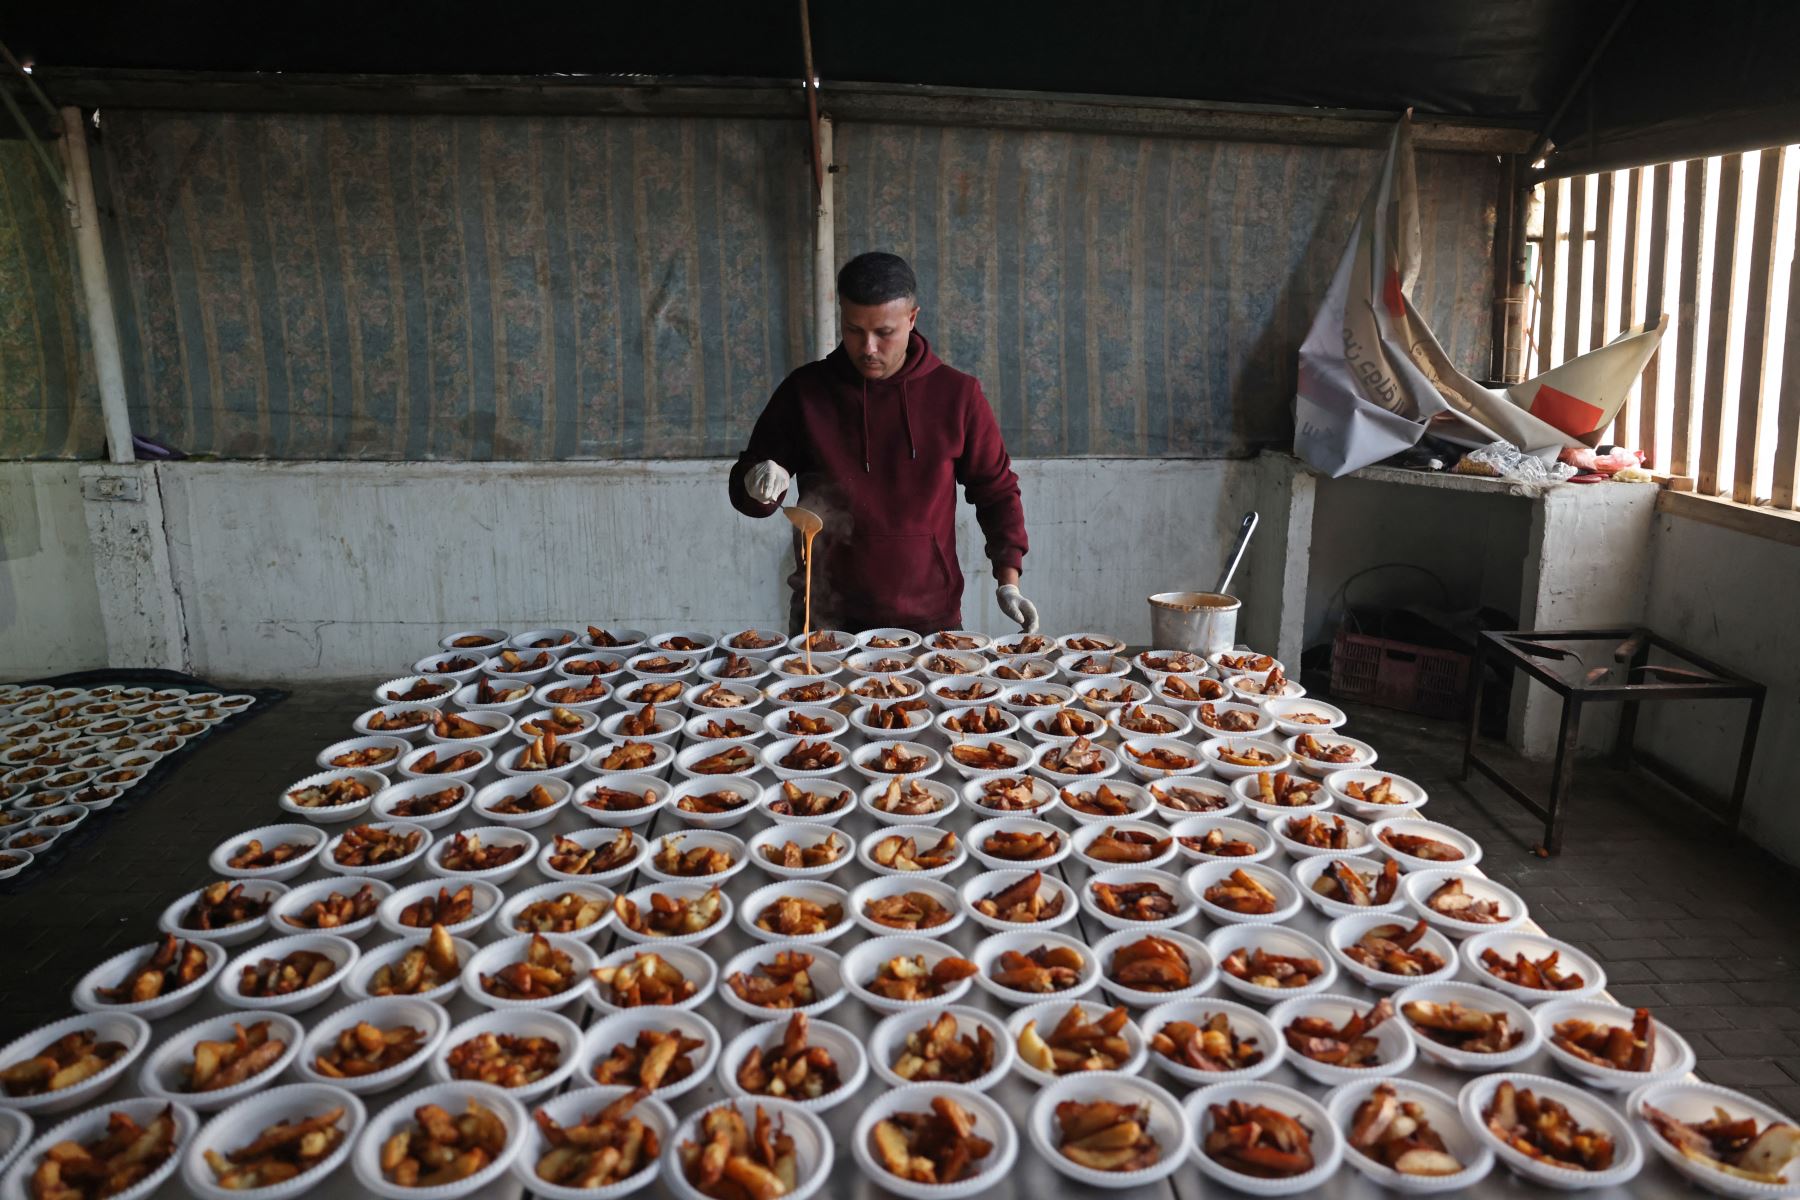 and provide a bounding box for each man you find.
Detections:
[728,252,1038,635]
